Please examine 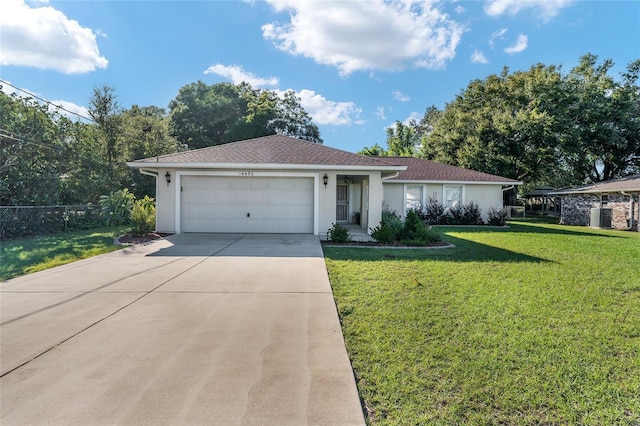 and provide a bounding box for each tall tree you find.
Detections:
[119,105,180,197]
[88,85,122,181]
[0,90,66,205]
[271,90,322,143]
[565,54,640,181]
[419,55,639,186]
[169,81,246,149]
[386,121,418,156]
[169,81,322,149]
[357,143,387,156]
